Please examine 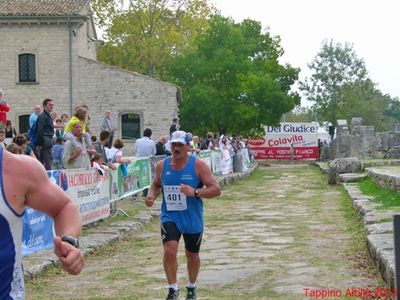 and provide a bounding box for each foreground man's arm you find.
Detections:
[8,153,84,275]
